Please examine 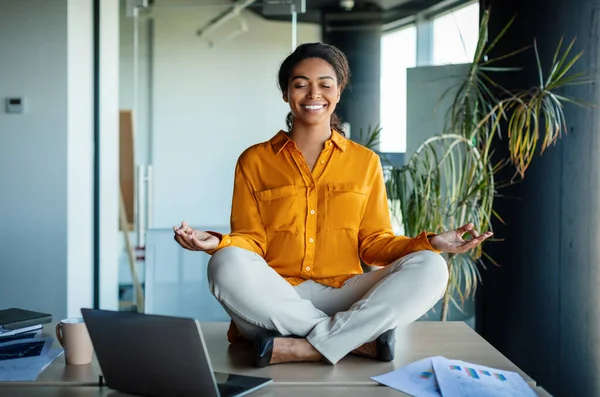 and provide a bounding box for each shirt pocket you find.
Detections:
[255,185,299,235]
[326,183,370,231]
